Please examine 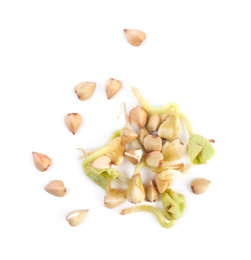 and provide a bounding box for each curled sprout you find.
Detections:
[134,161,146,175]
[105,130,121,144]
[120,205,175,228]
[131,86,180,114]
[179,112,194,136]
